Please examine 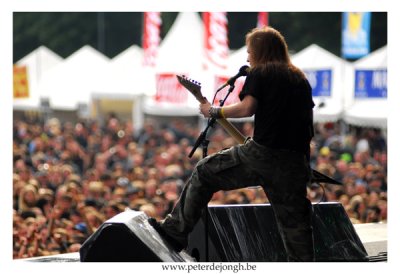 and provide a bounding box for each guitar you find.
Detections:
[177,75,246,144]
[176,74,342,185]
